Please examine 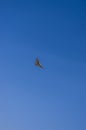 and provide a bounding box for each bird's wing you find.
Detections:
[35,57,39,65]
[39,63,43,68]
